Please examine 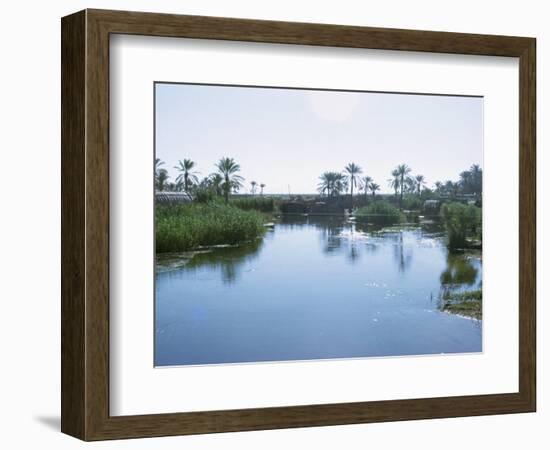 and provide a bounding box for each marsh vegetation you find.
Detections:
[440,289,482,320]
[155,156,482,254]
[155,203,265,253]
